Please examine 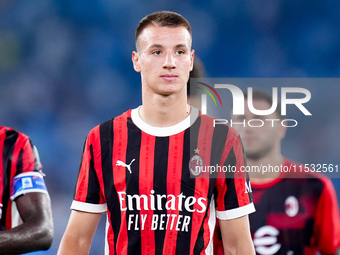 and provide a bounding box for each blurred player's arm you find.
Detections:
[219,215,255,255]
[57,210,102,254]
[0,192,53,253]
